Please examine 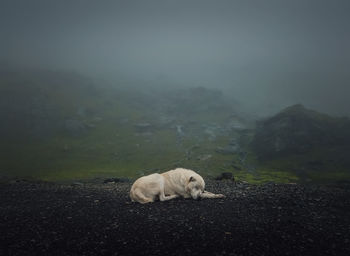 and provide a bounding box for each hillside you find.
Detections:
[1,69,349,184]
[251,104,350,182]
[0,68,252,181]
